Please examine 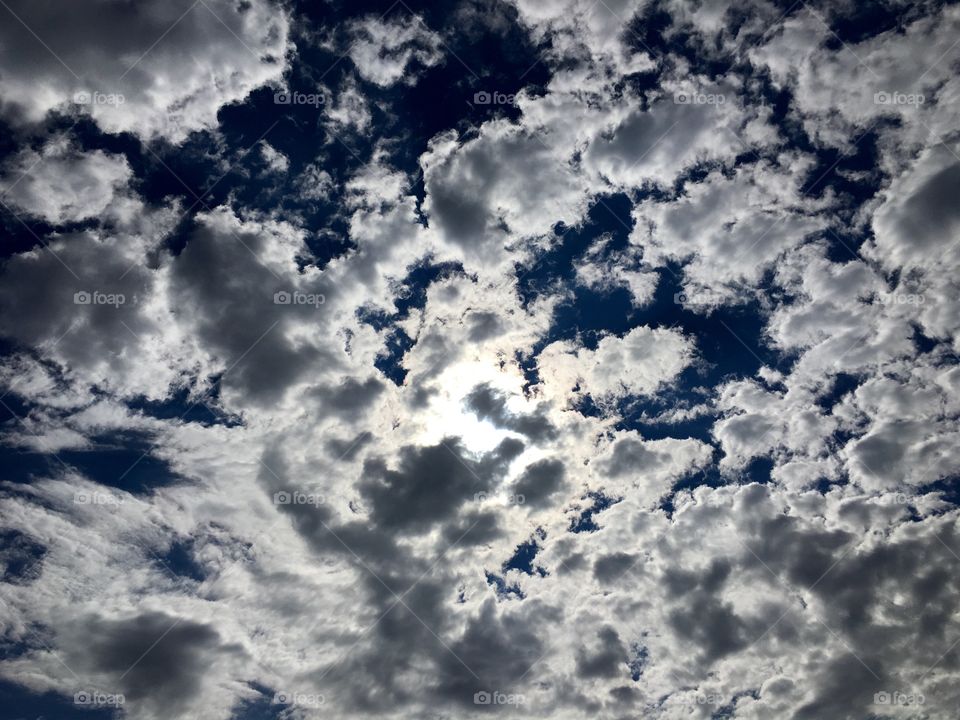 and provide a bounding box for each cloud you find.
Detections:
[536,326,696,406]
[0,0,290,142]
[62,612,248,720]
[348,13,444,87]
[514,457,567,508]
[0,140,132,224]
[358,437,521,534]
[1,1,960,719]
